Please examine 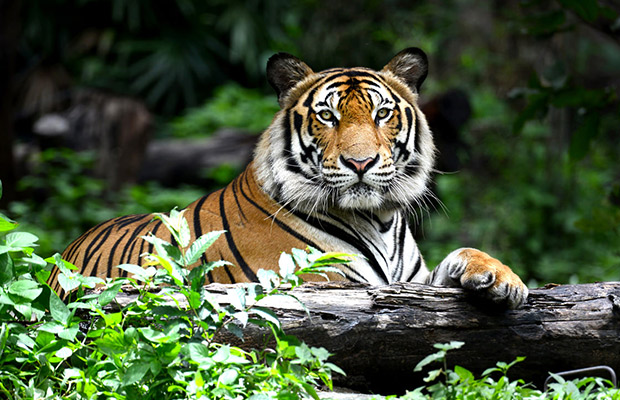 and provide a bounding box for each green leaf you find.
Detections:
[234,311,249,327]
[0,323,8,360]
[141,234,173,256]
[300,381,320,400]
[0,253,15,285]
[14,304,33,320]
[185,230,225,265]
[58,273,81,293]
[227,287,246,310]
[569,112,600,161]
[140,246,183,285]
[294,342,313,363]
[178,215,191,248]
[55,346,73,359]
[139,327,174,343]
[256,269,279,292]
[0,212,17,232]
[116,263,155,282]
[99,281,124,306]
[152,209,190,248]
[291,248,310,270]
[4,232,38,249]
[248,394,271,400]
[423,368,443,383]
[278,253,296,279]
[58,323,79,341]
[558,0,599,22]
[8,280,43,302]
[16,332,36,351]
[226,323,244,340]
[184,288,202,309]
[310,346,331,362]
[309,251,355,267]
[188,260,231,290]
[218,368,238,386]
[454,365,474,382]
[103,312,123,327]
[212,345,231,363]
[434,341,464,351]
[324,362,346,377]
[11,333,37,351]
[124,327,138,343]
[49,291,72,325]
[23,252,48,268]
[123,362,150,387]
[185,342,213,365]
[95,331,127,356]
[414,352,445,372]
[245,283,264,303]
[251,306,281,329]
[38,321,66,335]
[46,254,77,273]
